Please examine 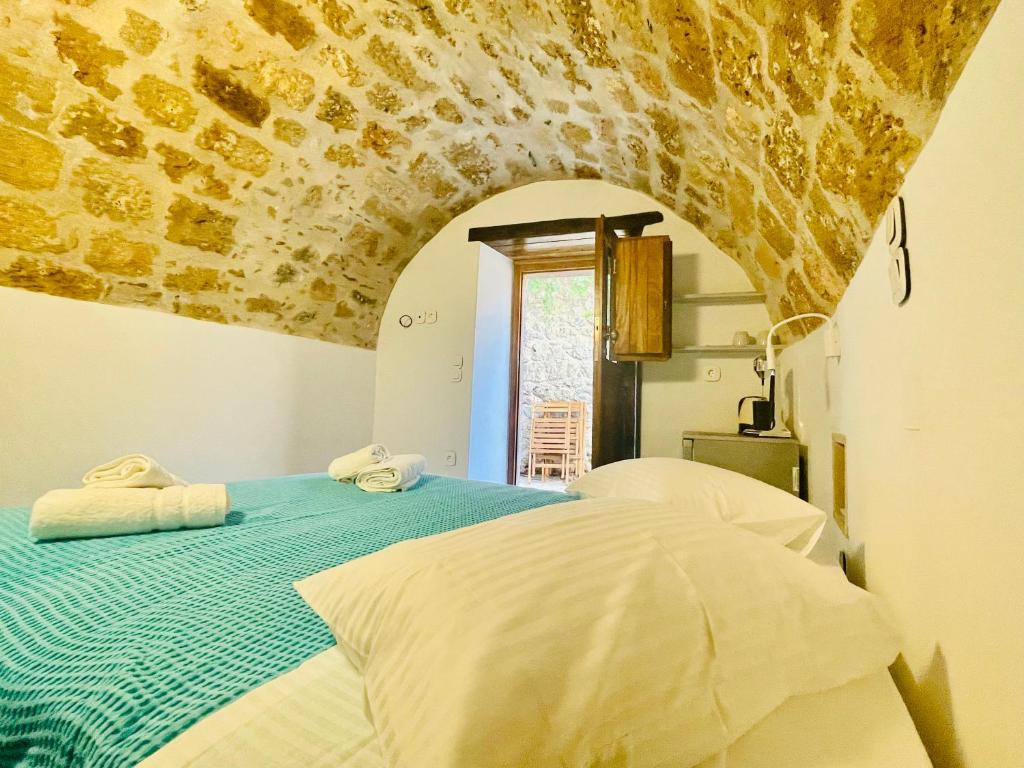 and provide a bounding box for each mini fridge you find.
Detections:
[681,431,802,497]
